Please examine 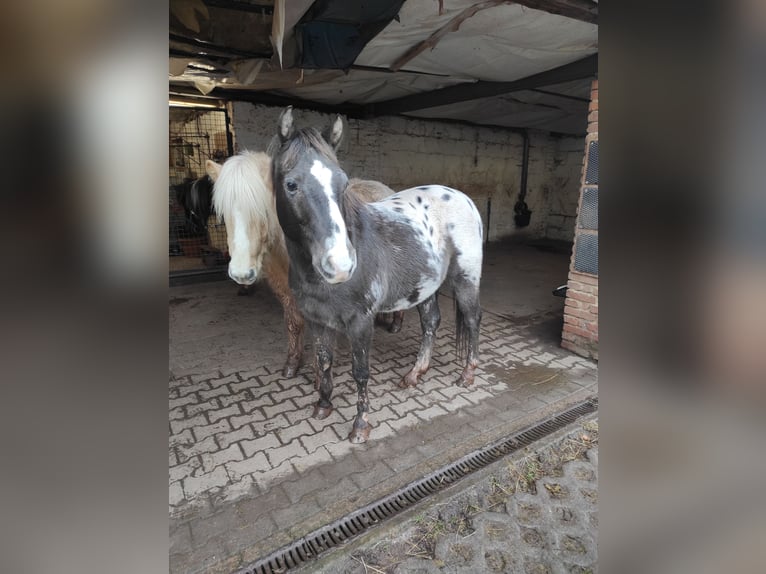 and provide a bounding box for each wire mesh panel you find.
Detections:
[574,233,598,275]
[585,140,598,184]
[169,107,232,275]
[579,187,598,230]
